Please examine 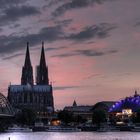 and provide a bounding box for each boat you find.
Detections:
[47,126,81,132]
[32,122,46,132]
[6,125,32,132]
[131,126,140,132]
